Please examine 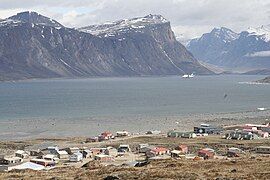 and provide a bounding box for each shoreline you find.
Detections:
[0,109,269,141]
